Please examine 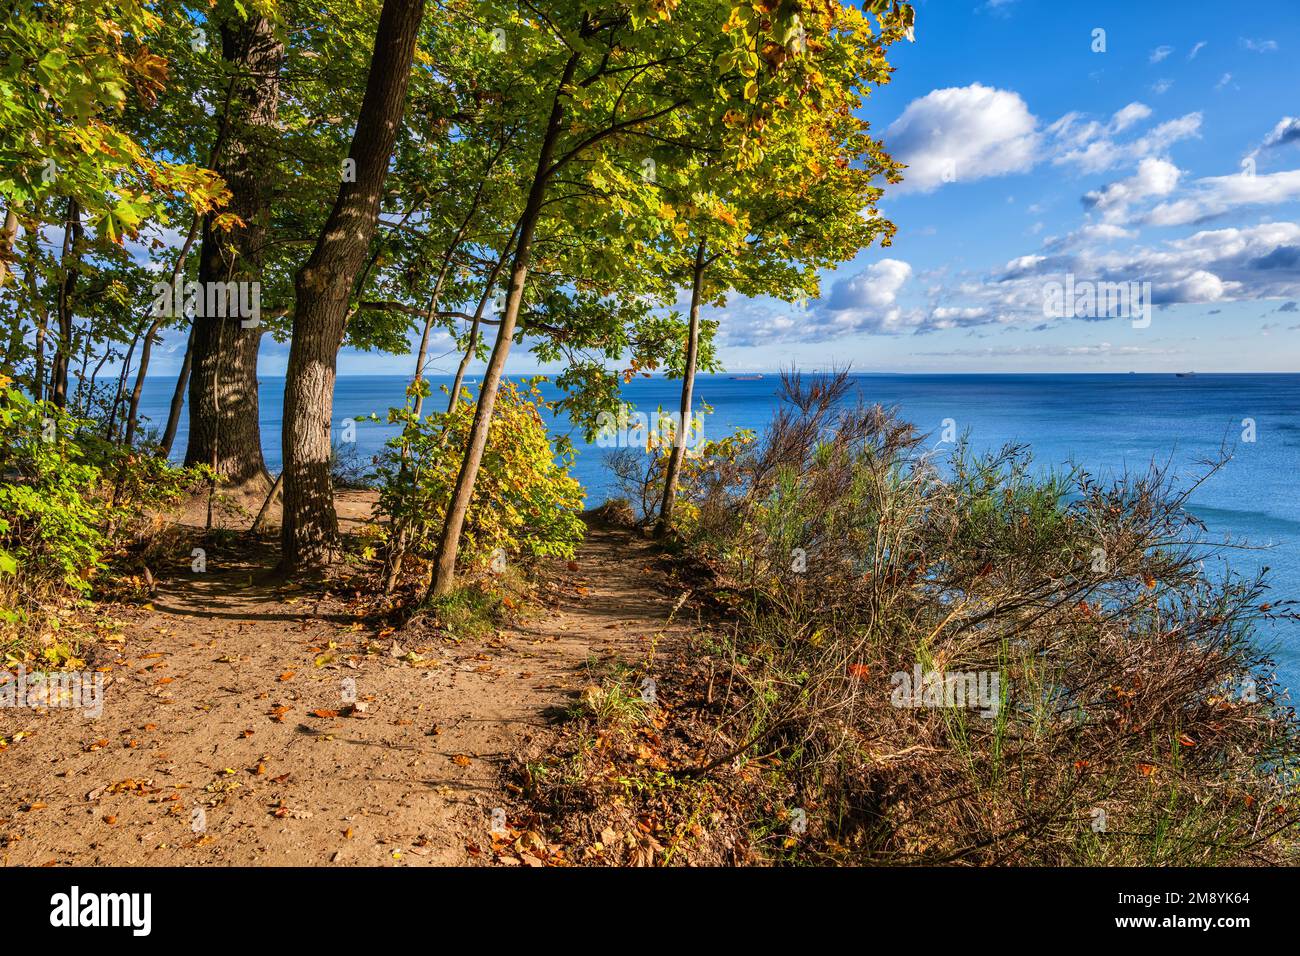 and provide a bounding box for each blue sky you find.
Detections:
[701,0,1300,374]
[270,0,1300,376]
